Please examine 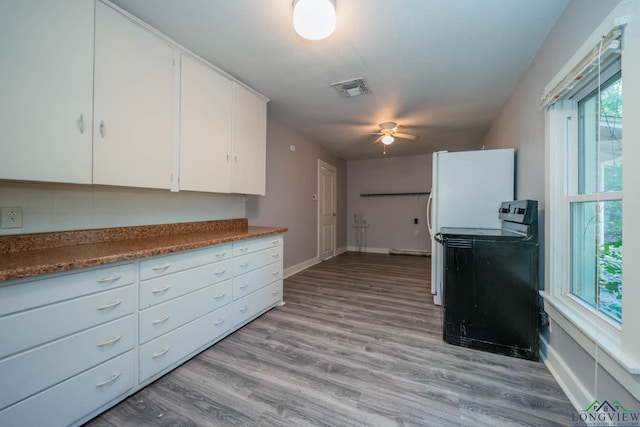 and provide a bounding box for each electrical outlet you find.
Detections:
[414,229,419,236]
[1,207,23,229]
